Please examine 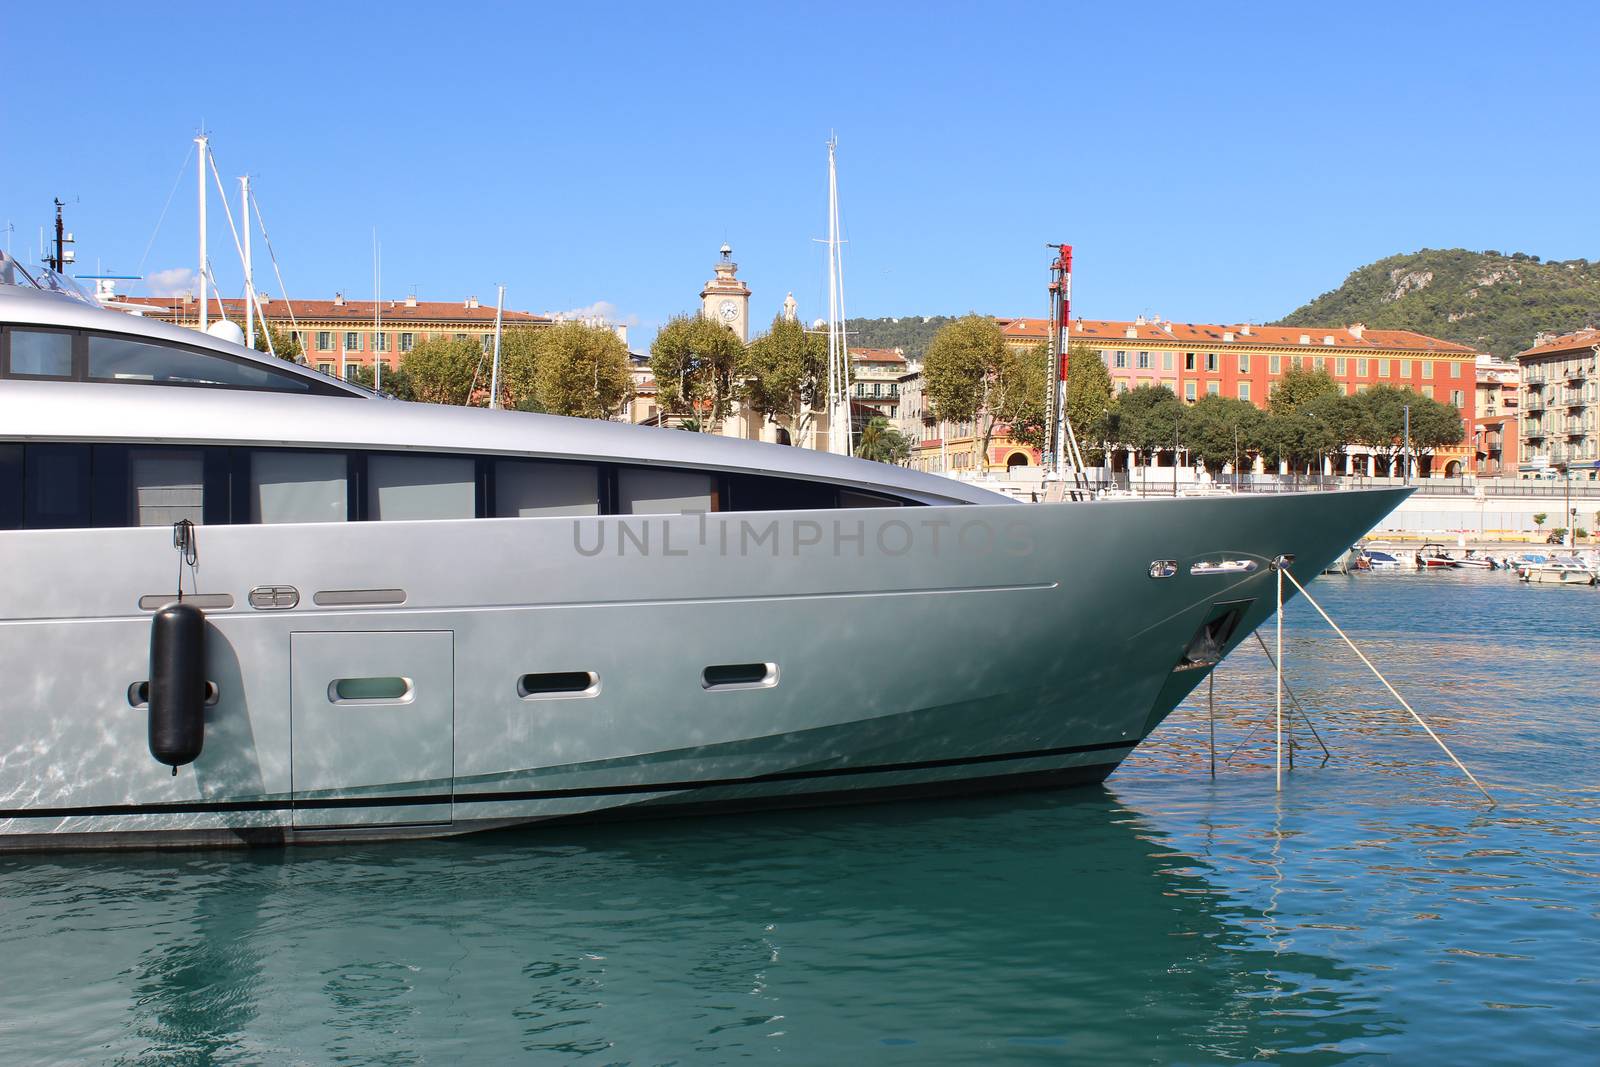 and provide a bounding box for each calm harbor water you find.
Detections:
[1,571,1596,1064]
